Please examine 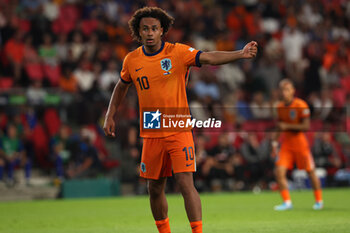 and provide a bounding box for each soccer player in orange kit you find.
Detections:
[273,79,323,211]
[103,7,257,233]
